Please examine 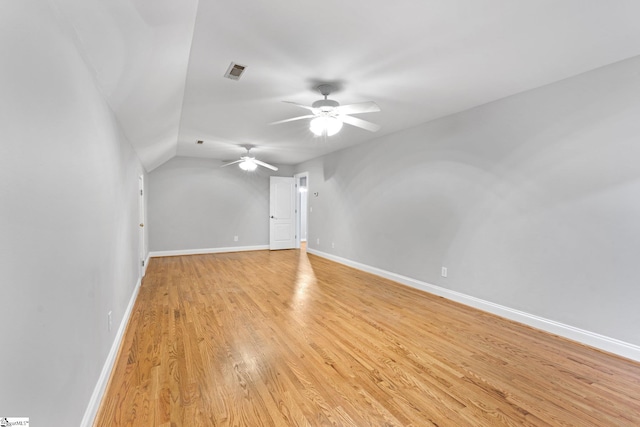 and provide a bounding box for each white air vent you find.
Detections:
[224,62,247,80]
